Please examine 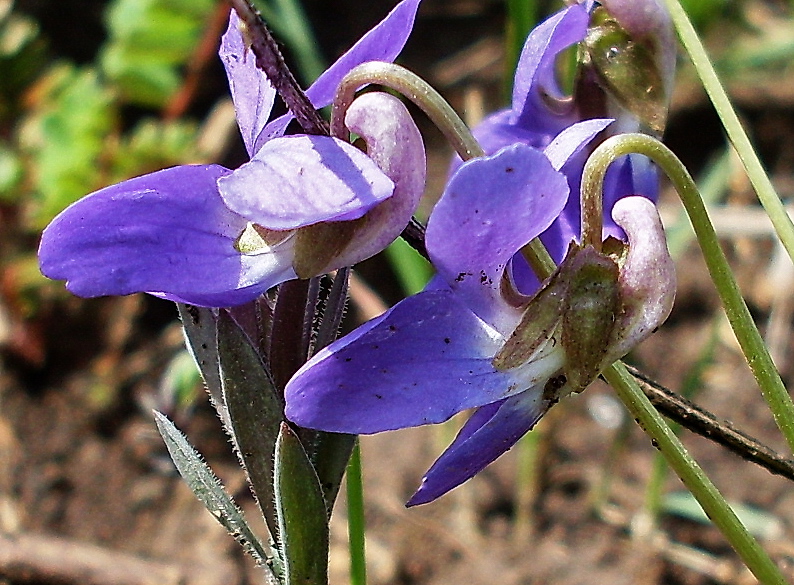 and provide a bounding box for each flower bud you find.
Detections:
[583,0,675,134]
